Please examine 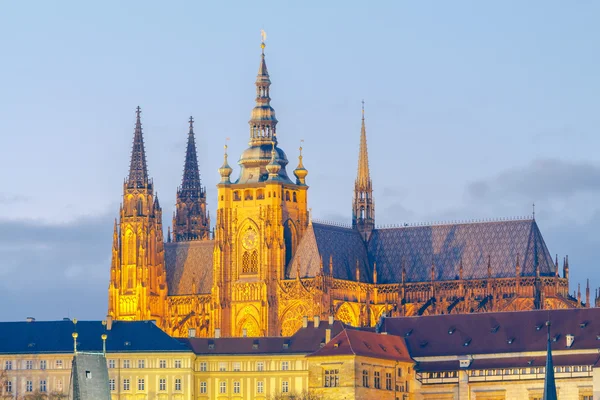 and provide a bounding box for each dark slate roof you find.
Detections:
[70,353,111,400]
[289,219,556,283]
[308,328,412,362]
[0,320,190,354]
[287,223,370,281]
[369,218,555,283]
[380,308,600,358]
[182,320,346,355]
[416,354,600,372]
[165,240,213,295]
